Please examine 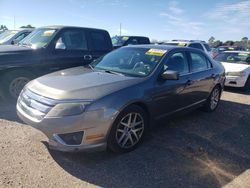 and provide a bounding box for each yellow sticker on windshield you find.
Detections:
[42,30,56,37]
[178,42,187,46]
[122,36,129,41]
[228,47,234,50]
[239,52,250,56]
[146,49,167,56]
